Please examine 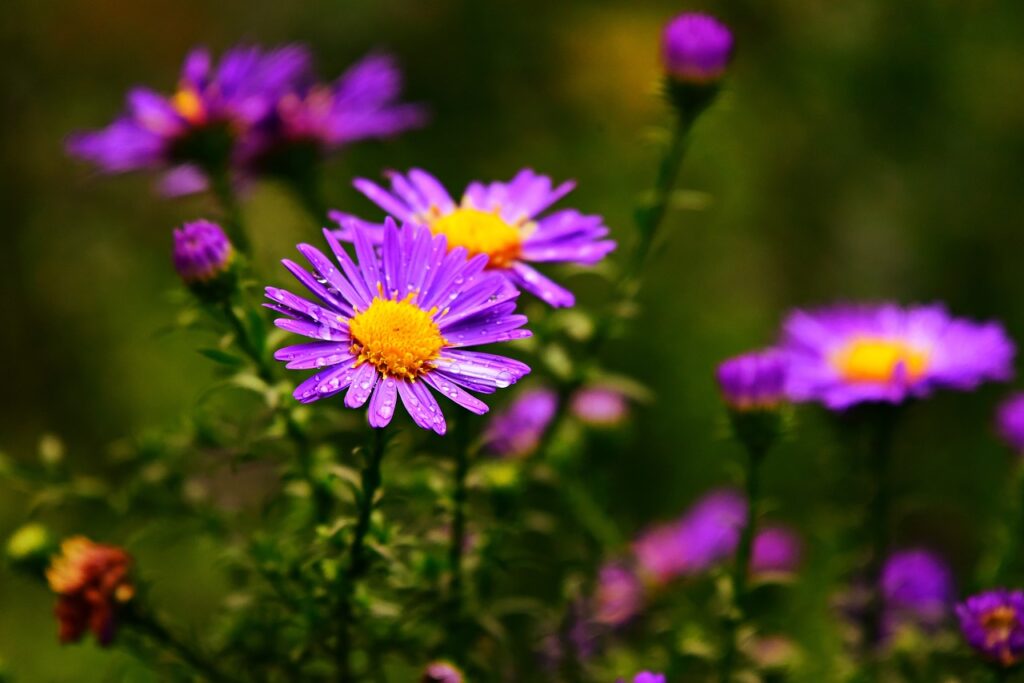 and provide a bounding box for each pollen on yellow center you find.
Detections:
[982,606,1019,650]
[171,88,205,124]
[348,295,446,381]
[832,337,929,384]
[429,208,523,269]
